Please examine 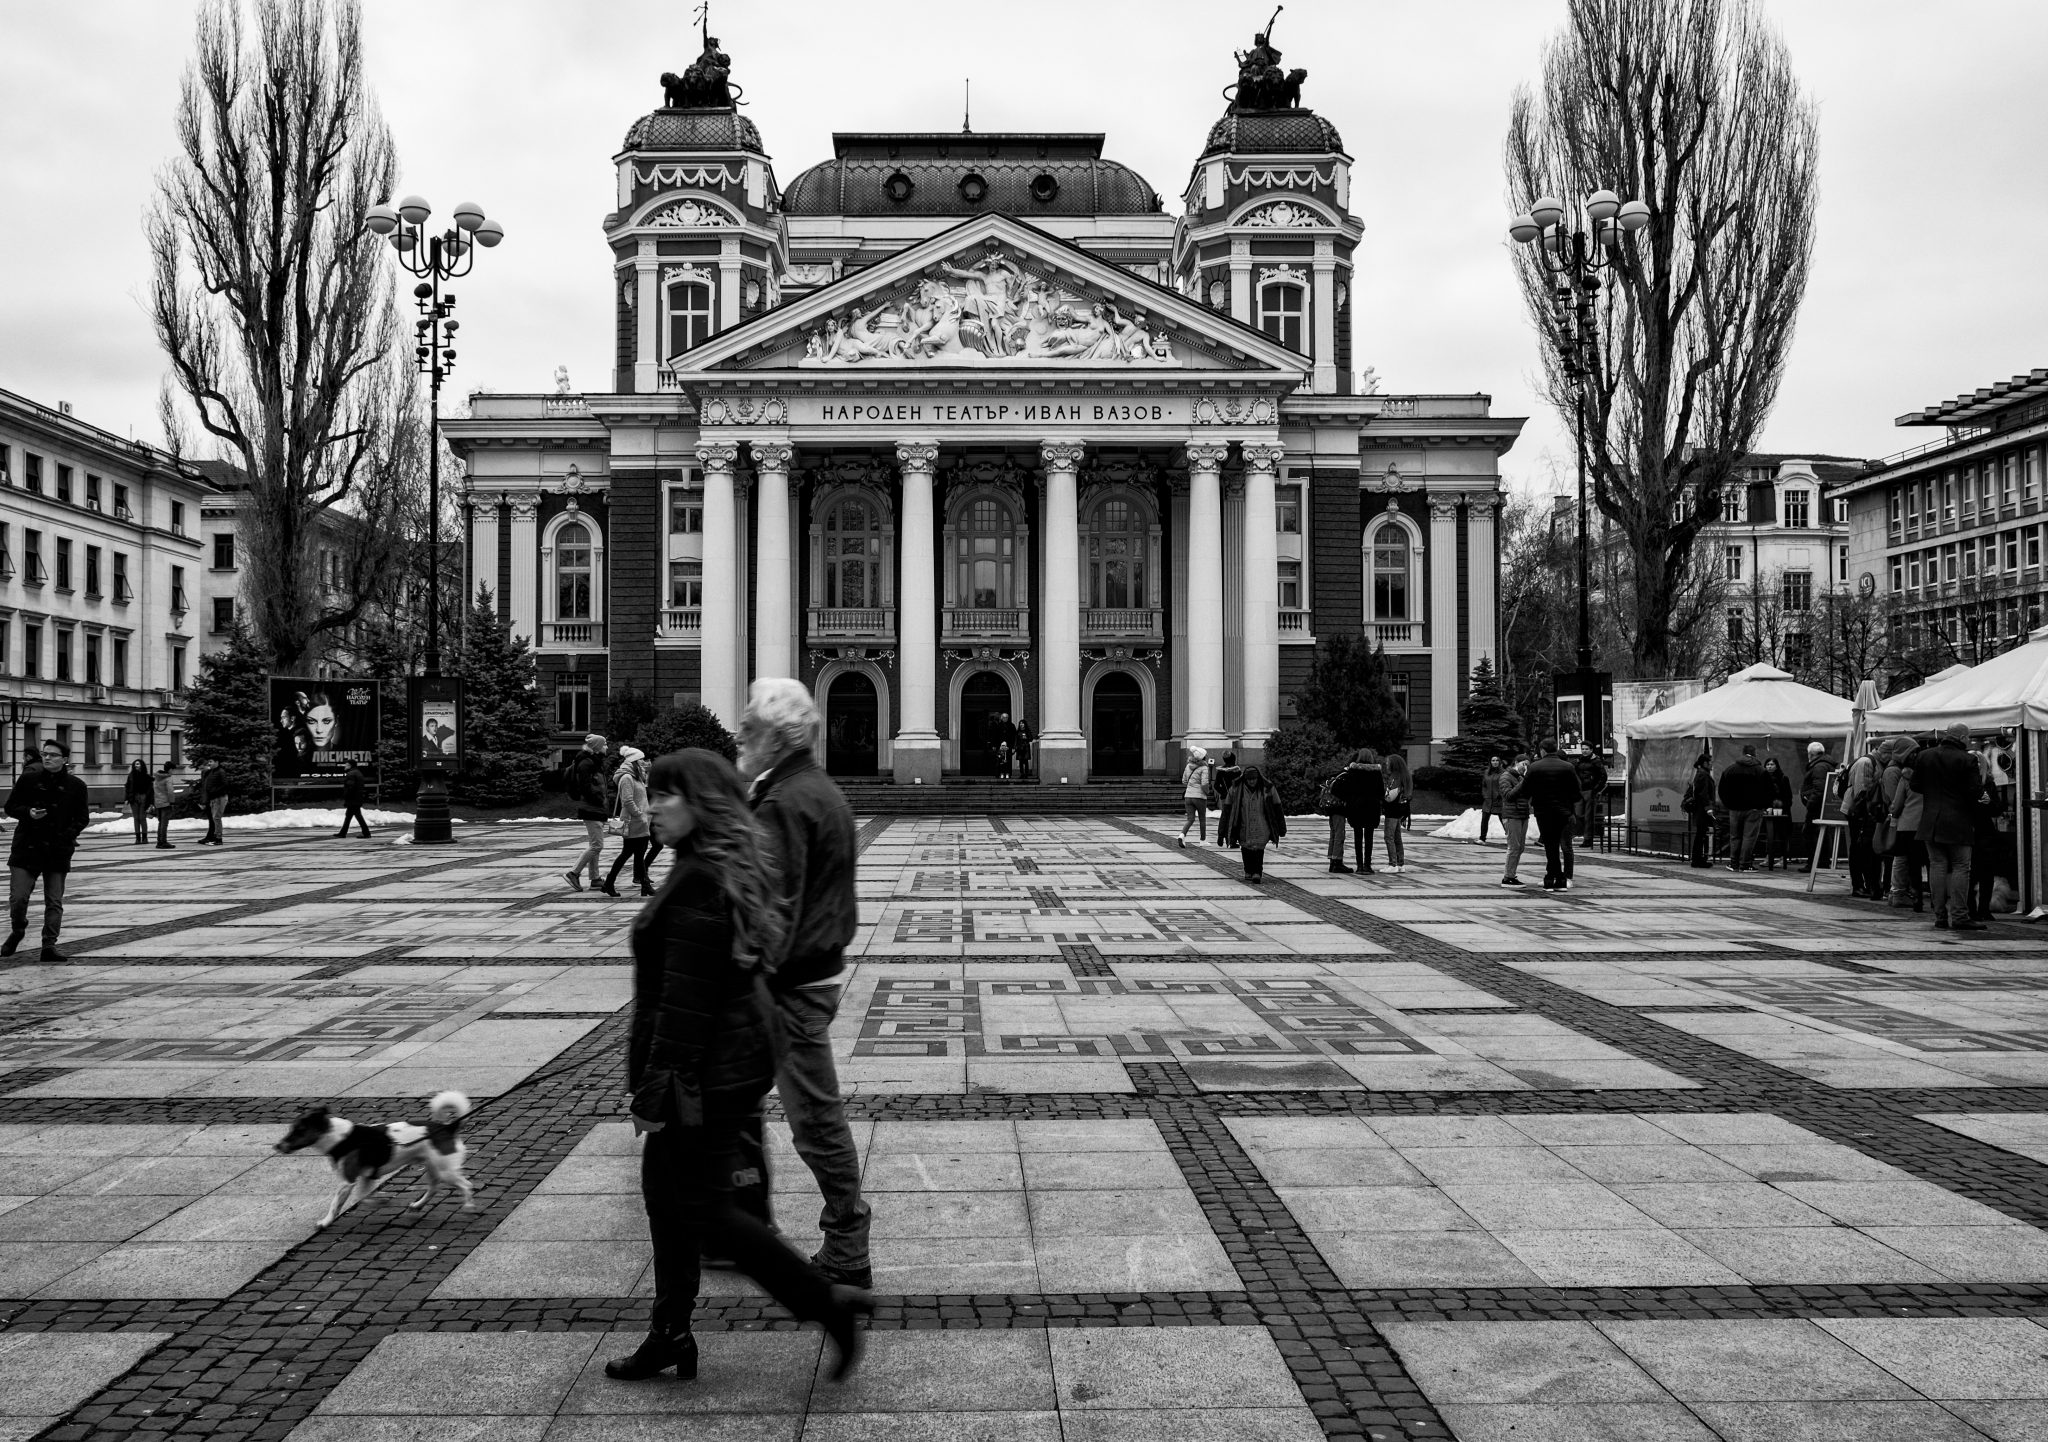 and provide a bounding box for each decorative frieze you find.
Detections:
[1241,202,1325,229]
[1192,396,1278,426]
[645,200,730,228]
[700,396,788,426]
